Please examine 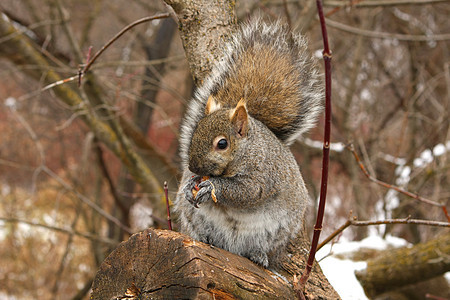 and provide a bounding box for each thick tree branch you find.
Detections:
[164,0,237,84]
[355,231,450,298]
